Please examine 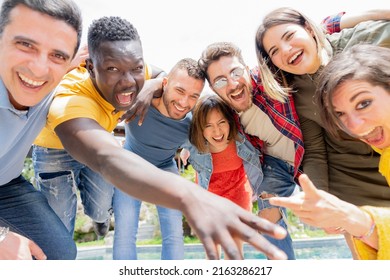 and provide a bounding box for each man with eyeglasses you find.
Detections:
[198,42,299,260]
